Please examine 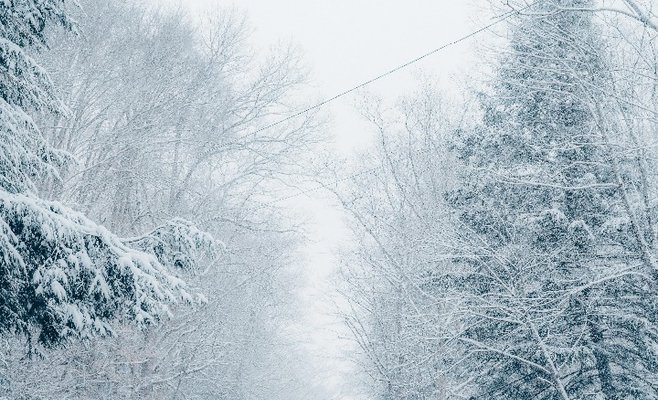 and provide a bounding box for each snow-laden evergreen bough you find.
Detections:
[0,0,217,346]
